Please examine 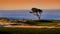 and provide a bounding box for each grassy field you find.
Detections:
[0,20,60,34]
[25,20,60,26]
[0,28,60,34]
